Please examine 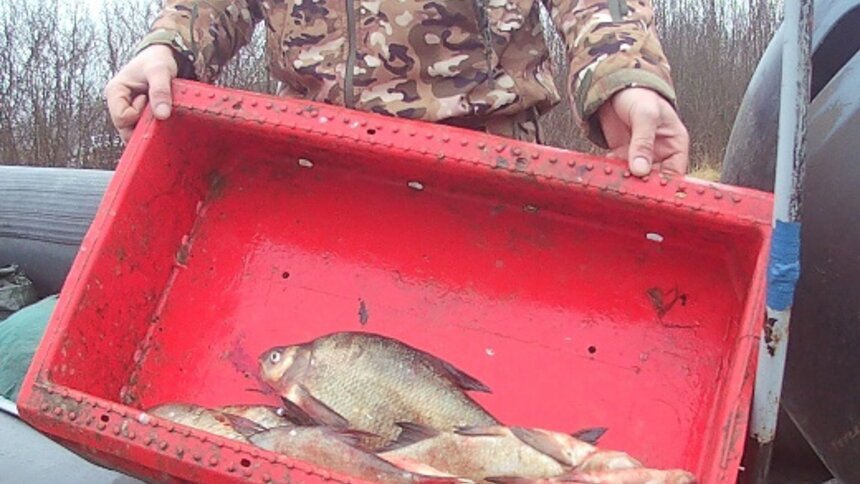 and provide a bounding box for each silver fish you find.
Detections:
[379,424,620,482]
[249,426,462,483]
[258,332,497,449]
